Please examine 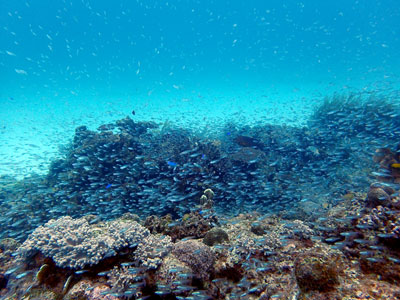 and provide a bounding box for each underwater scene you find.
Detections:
[1,0,400,299]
